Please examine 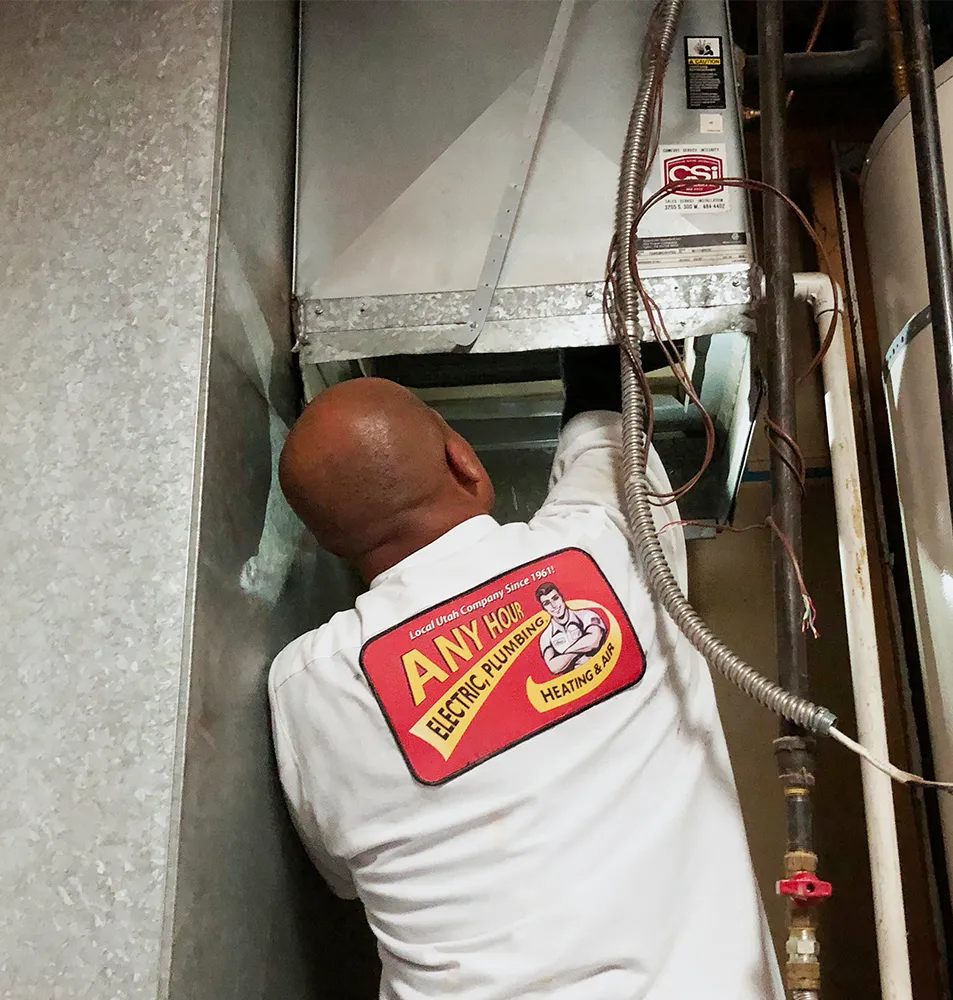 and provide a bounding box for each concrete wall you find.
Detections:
[0,3,224,997]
